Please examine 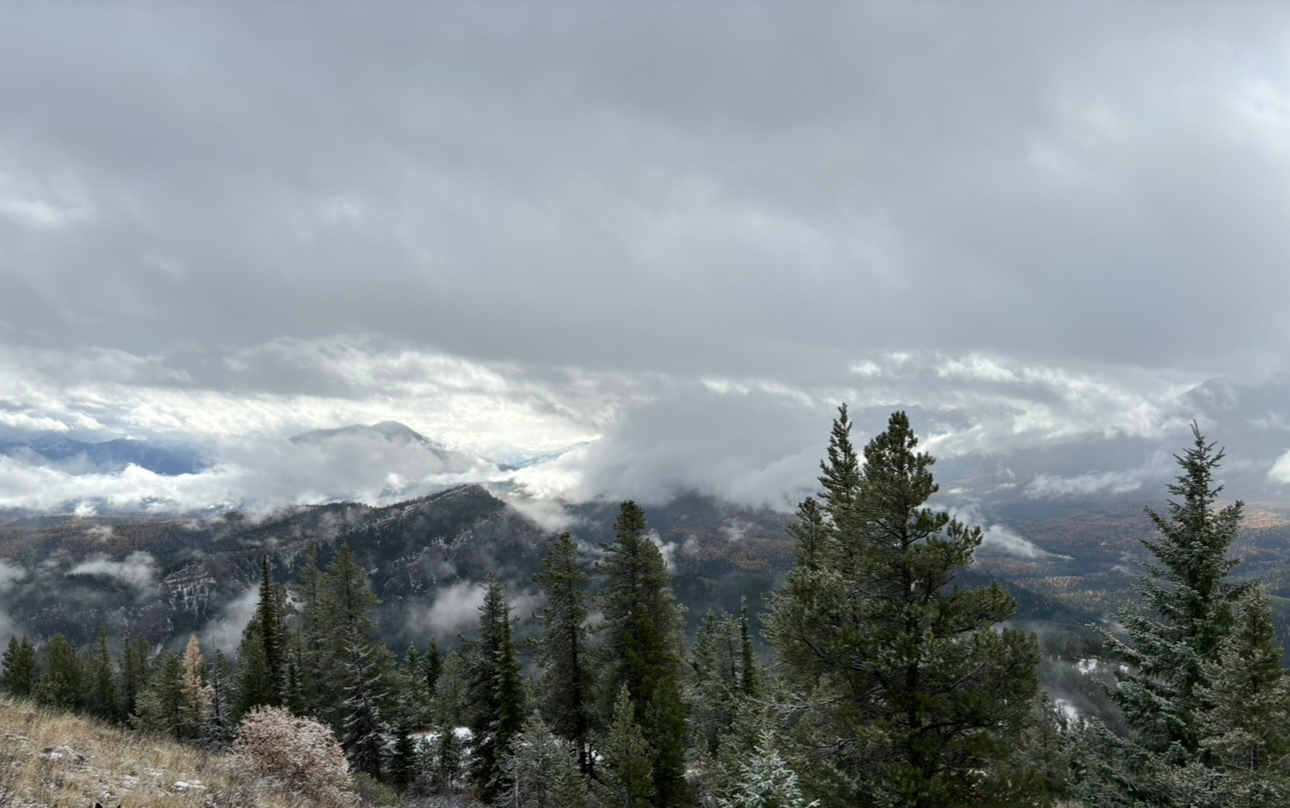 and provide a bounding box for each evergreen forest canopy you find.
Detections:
[2,407,1288,808]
